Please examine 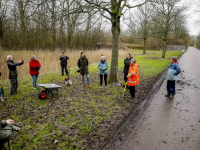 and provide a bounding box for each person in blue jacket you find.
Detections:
[98,56,109,89]
[0,72,6,101]
[165,56,181,99]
